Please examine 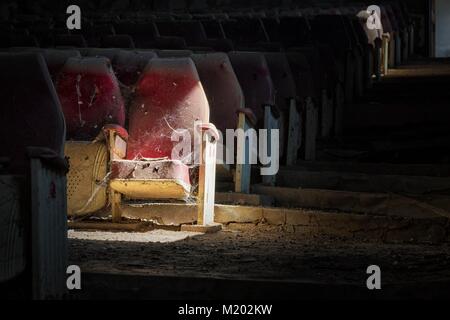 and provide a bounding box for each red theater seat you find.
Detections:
[264,52,297,158]
[126,57,209,160]
[110,57,210,203]
[264,53,297,113]
[228,51,280,186]
[227,51,276,127]
[56,57,126,140]
[191,52,245,134]
[192,52,255,193]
